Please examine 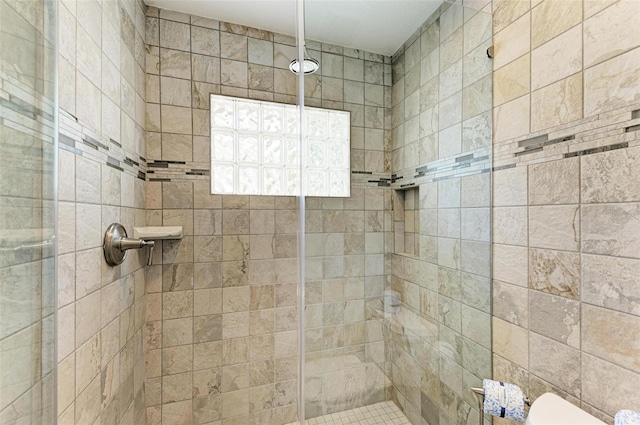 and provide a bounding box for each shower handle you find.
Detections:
[103,223,155,266]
